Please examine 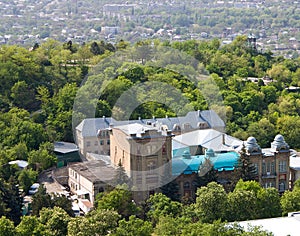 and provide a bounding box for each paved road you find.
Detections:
[39,169,67,196]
